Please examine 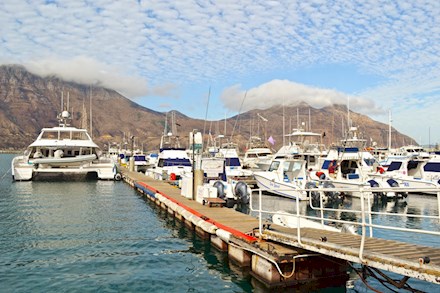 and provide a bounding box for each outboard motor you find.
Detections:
[234,181,250,205]
[305,181,321,205]
[322,181,343,203]
[213,181,226,199]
